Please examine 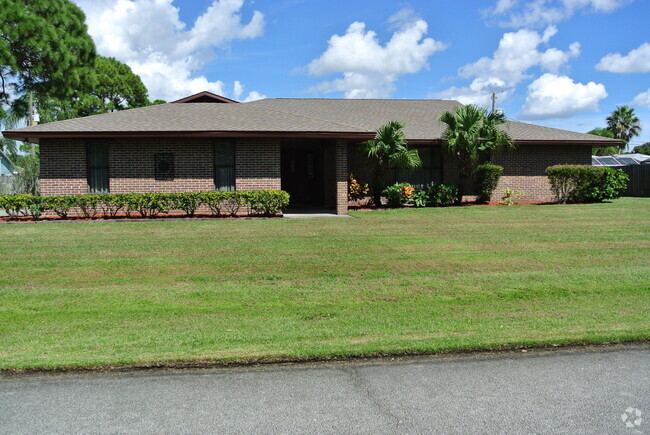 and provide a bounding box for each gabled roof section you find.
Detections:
[171,91,239,104]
